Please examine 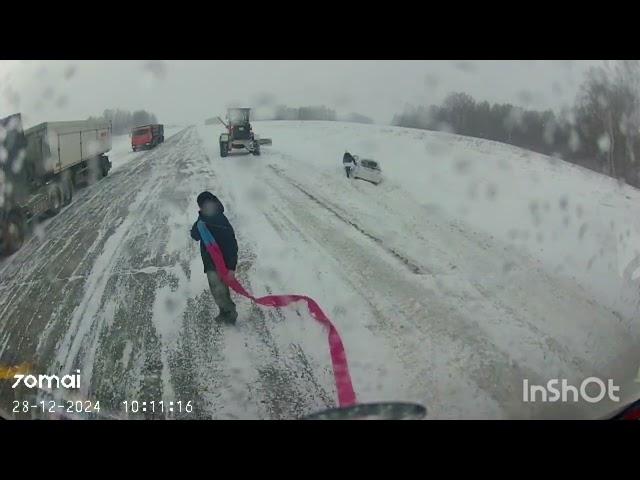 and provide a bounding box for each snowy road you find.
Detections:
[1,123,638,419]
[0,127,333,419]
